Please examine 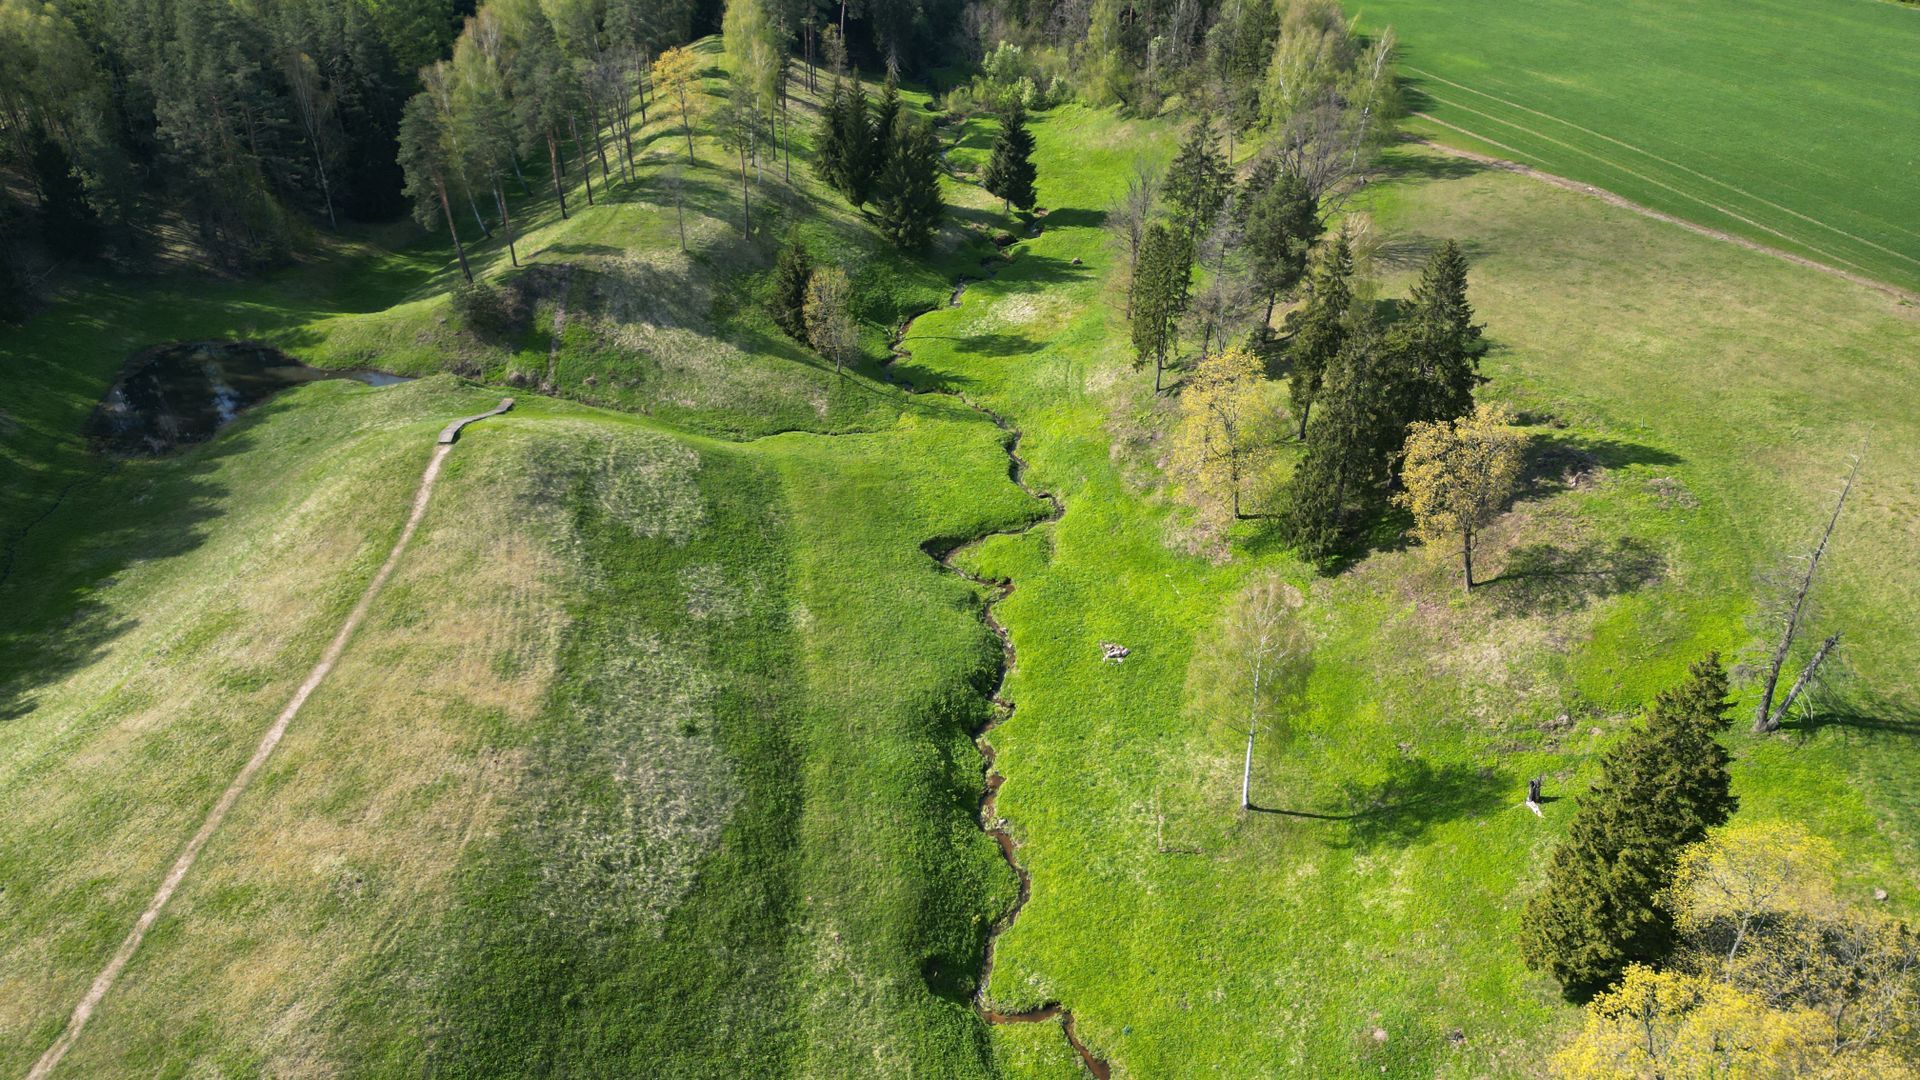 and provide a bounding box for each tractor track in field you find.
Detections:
[24,401,512,1080]
[887,270,1110,1080]
[1408,126,1920,307]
